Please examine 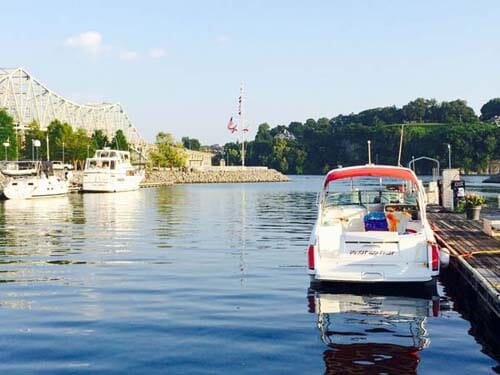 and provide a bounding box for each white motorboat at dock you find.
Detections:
[307,164,448,285]
[82,148,144,192]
